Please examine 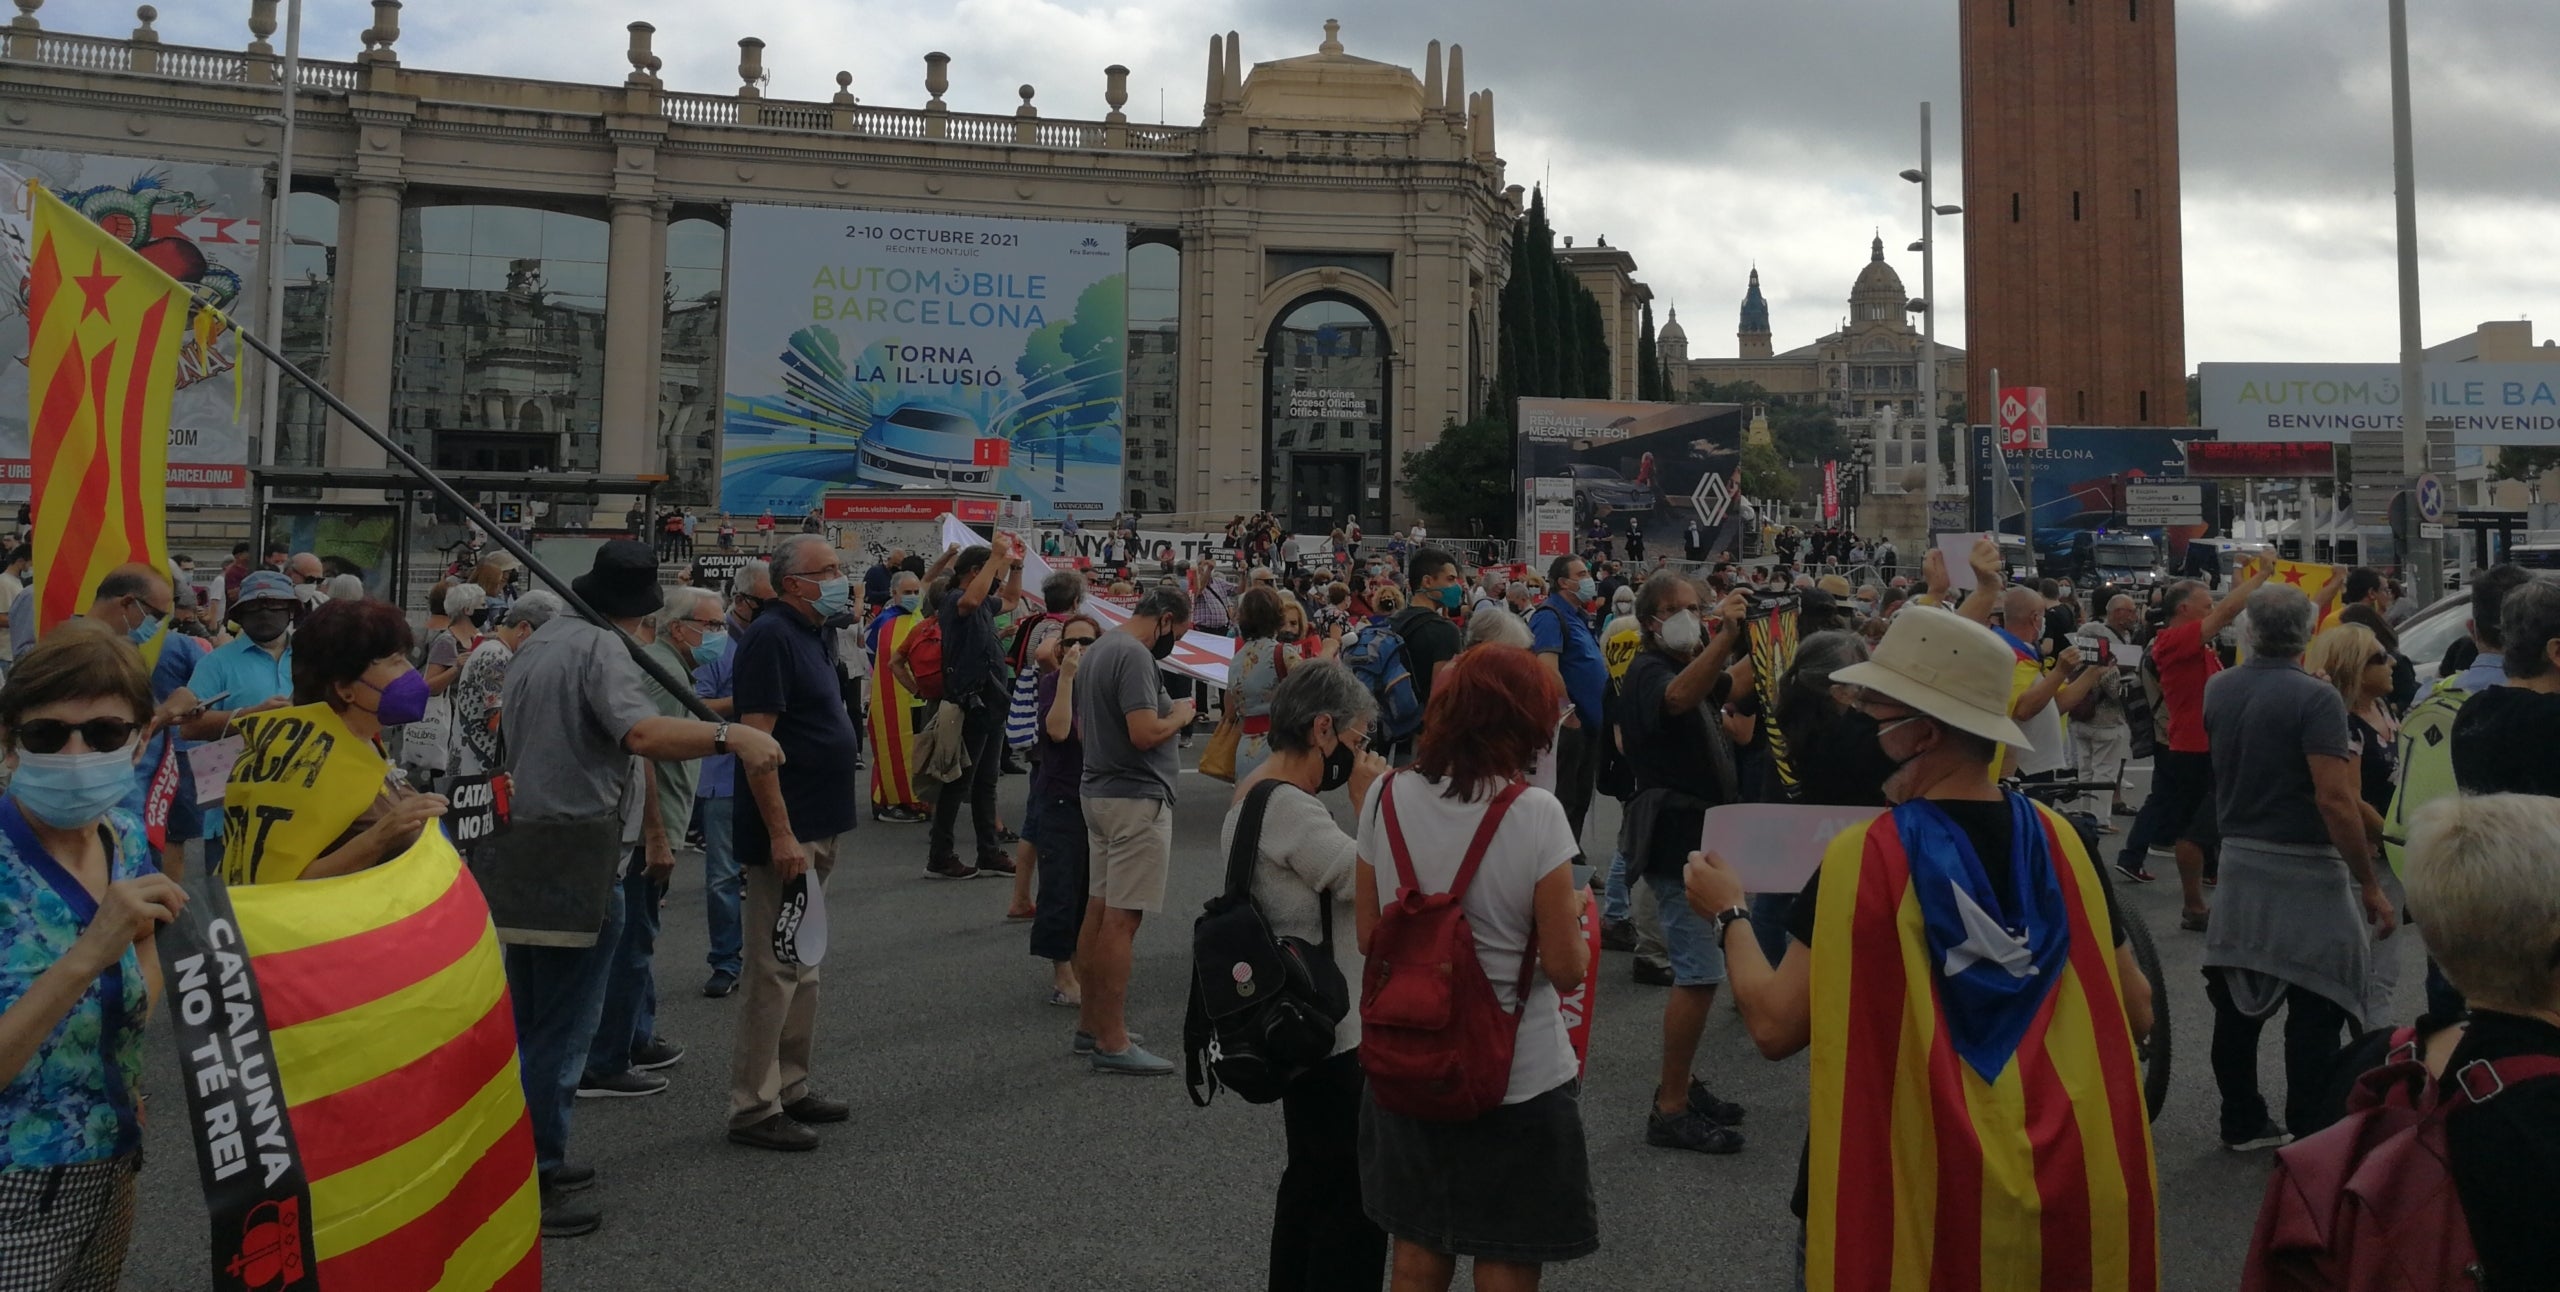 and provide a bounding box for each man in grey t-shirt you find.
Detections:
[495,541,781,1236]
[1072,585,1194,1076]
[2197,584,2399,1151]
